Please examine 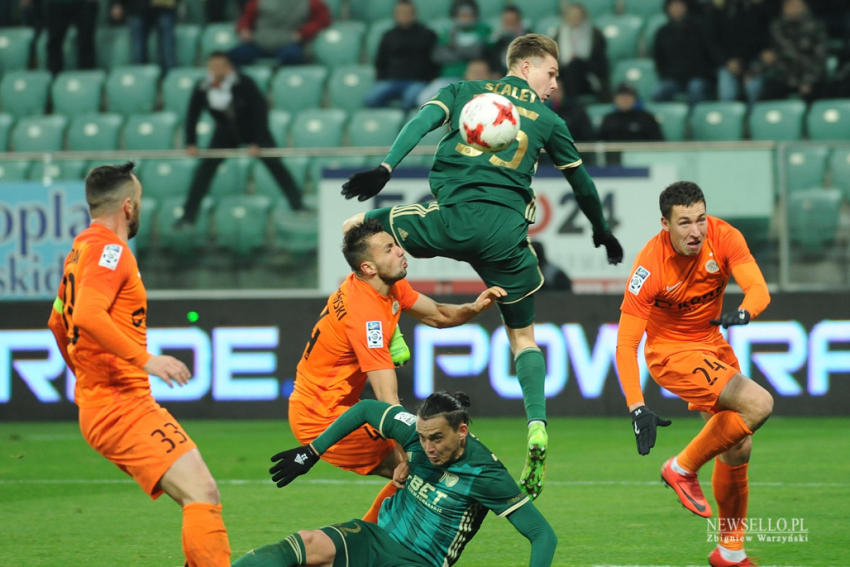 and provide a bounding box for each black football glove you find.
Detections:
[341,165,391,201]
[710,309,751,328]
[269,444,319,487]
[631,406,671,456]
[593,230,624,265]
